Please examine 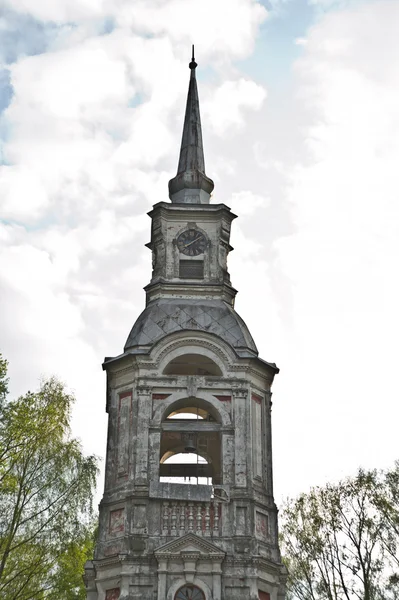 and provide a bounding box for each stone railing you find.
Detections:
[161,499,222,537]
